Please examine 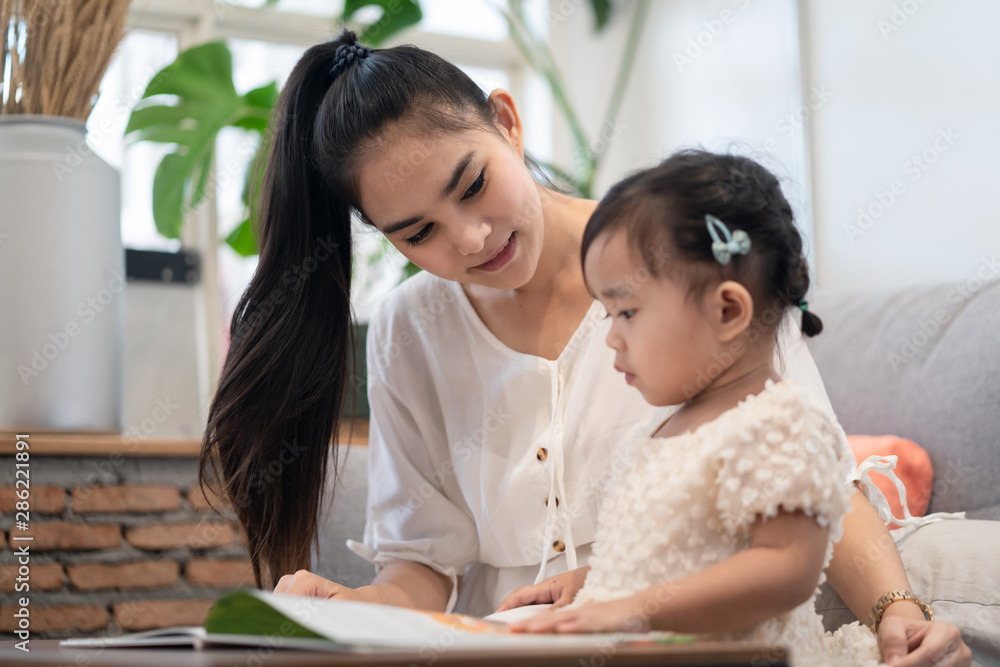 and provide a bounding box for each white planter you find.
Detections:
[0,115,123,432]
